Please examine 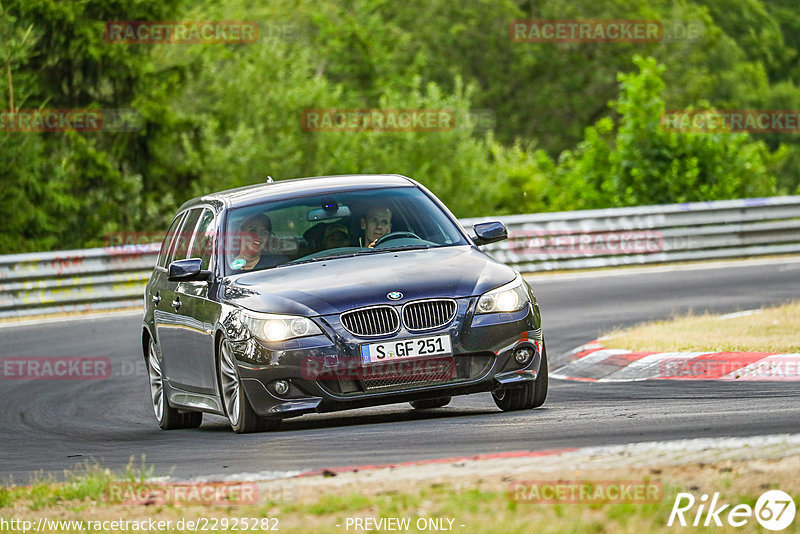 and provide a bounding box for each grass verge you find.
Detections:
[2,456,800,533]
[602,301,800,353]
